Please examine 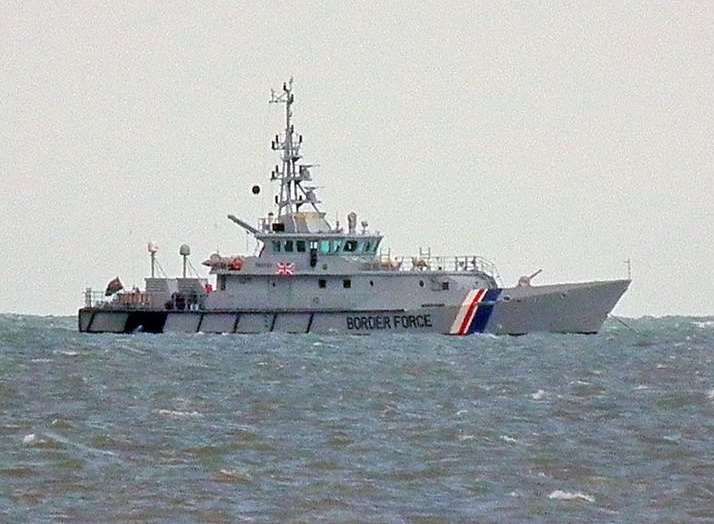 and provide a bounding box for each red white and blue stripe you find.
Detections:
[450,288,502,335]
